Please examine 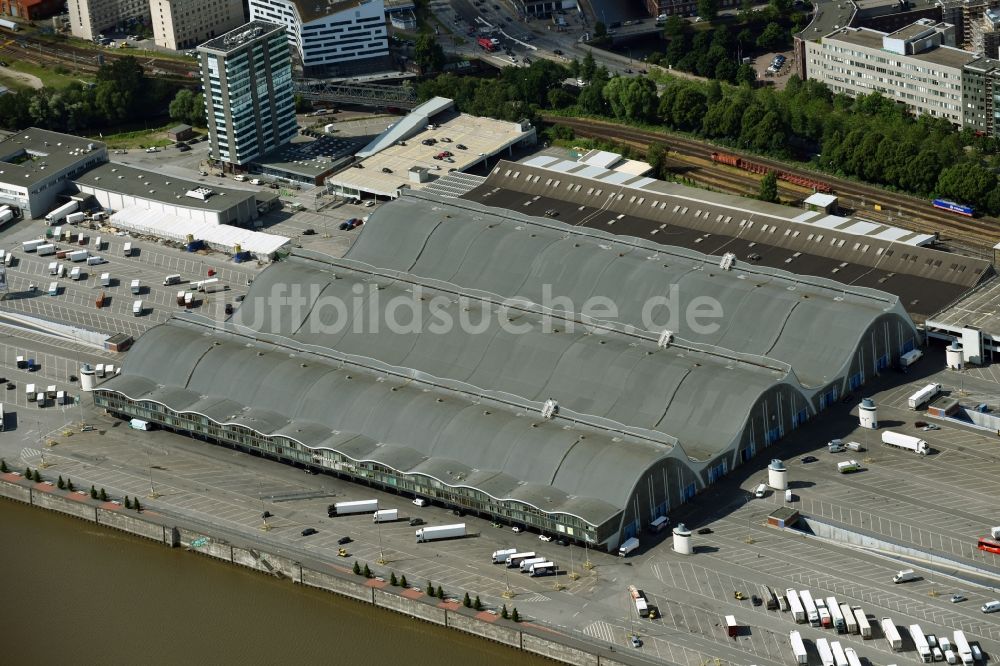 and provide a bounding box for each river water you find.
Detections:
[0,500,547,665]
